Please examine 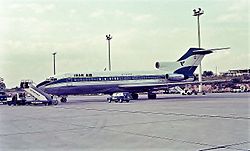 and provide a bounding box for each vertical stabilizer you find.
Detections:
[155,47,229,76]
